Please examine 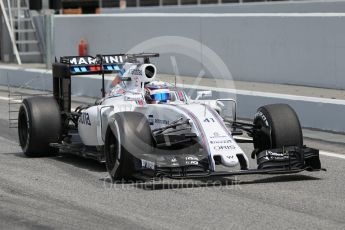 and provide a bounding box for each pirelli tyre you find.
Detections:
[253,104,303,155]
[105,112,153,182]
[18,97,61,157]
